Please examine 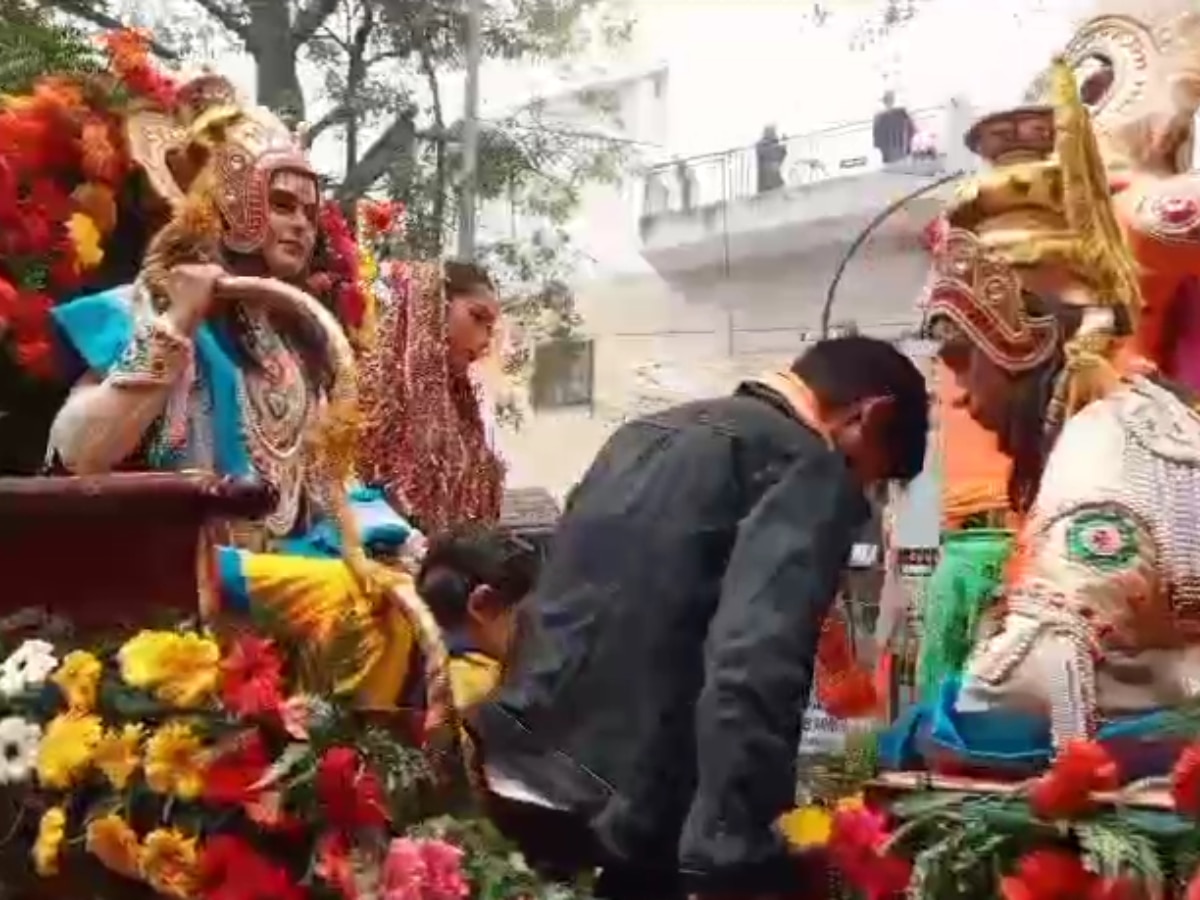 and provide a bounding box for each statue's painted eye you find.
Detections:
[1074,54,1115,108]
